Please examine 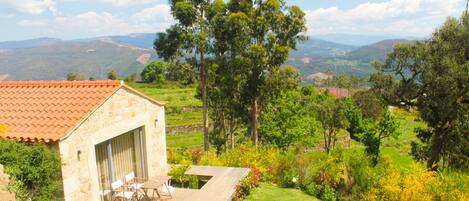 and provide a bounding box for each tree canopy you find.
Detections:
[155,0,308,148]
[107,69,120,80]
[371,14,469,170]
[140,61,169,83]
